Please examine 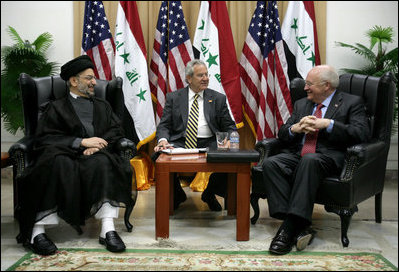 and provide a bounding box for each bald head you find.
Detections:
[304,65,339,104]
[310,65,339,89]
